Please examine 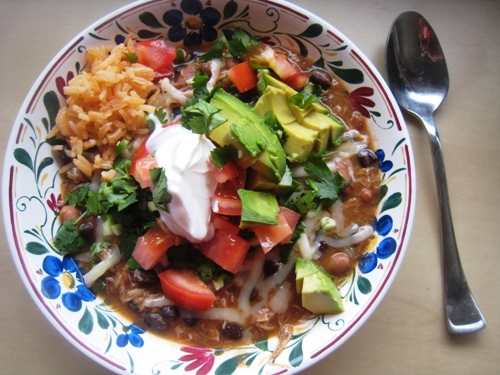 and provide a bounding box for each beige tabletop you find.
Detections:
[1,1,499,374]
